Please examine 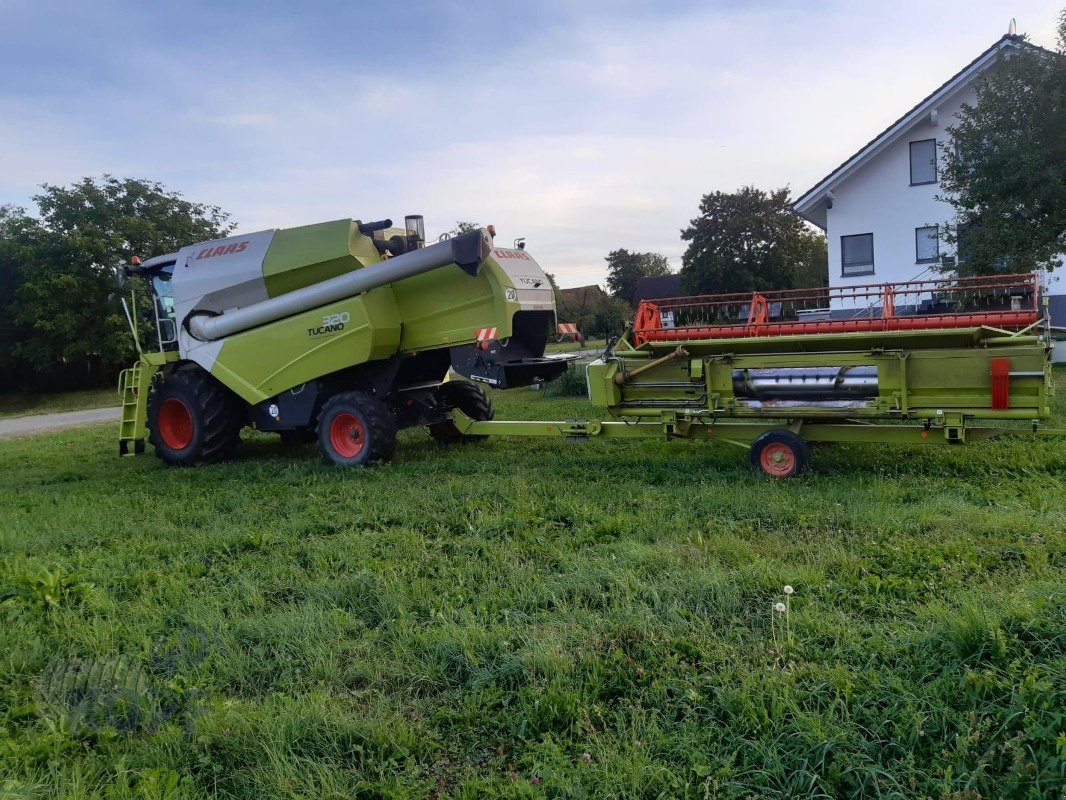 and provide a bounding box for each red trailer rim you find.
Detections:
[760,442,796,477]
[329,412,366,458]
[158,398,194,450]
